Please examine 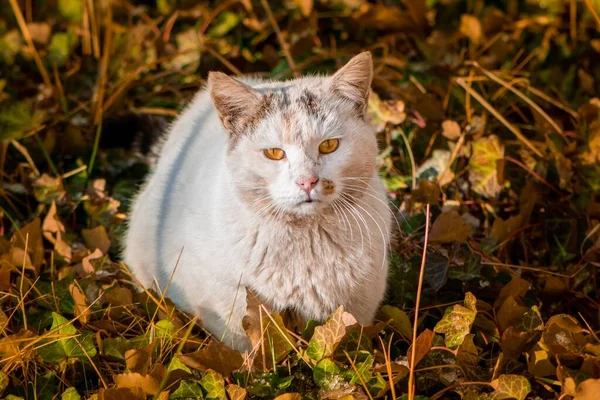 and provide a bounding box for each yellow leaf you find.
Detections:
[460,14,483,44]
[294,0,313,16]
